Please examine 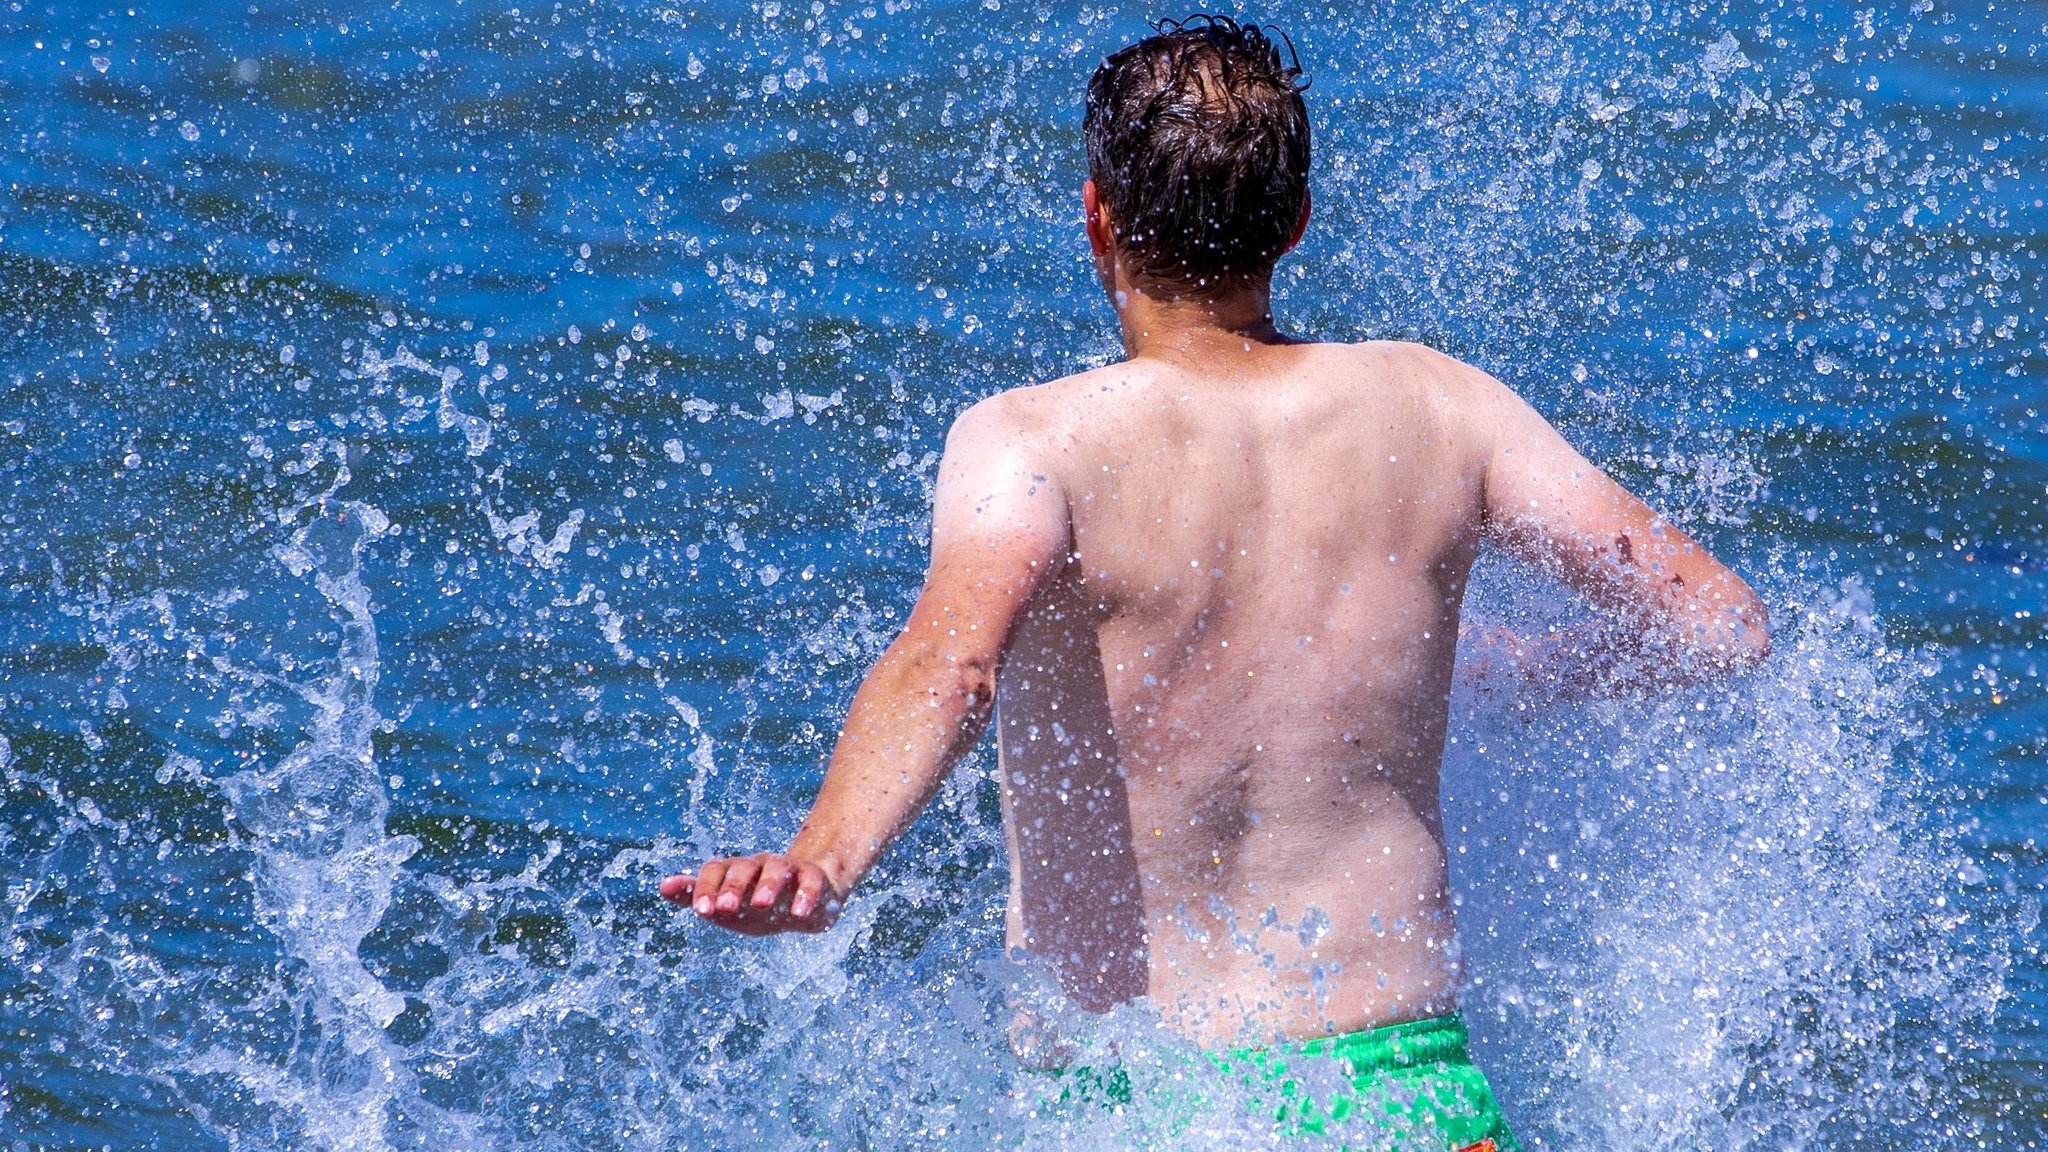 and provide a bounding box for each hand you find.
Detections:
[659,852,844,935]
